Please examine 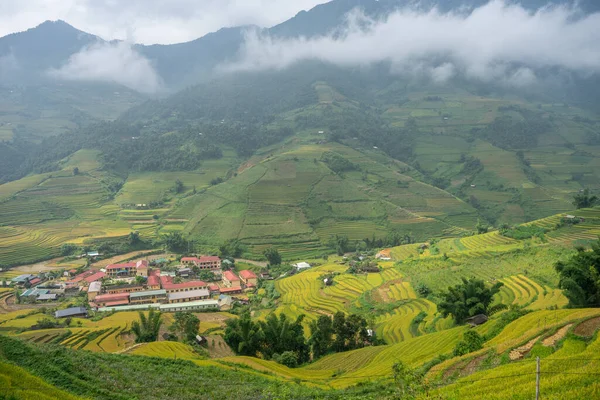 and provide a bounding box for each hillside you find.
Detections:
[1,75,599,266]
[1,213,600,398]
